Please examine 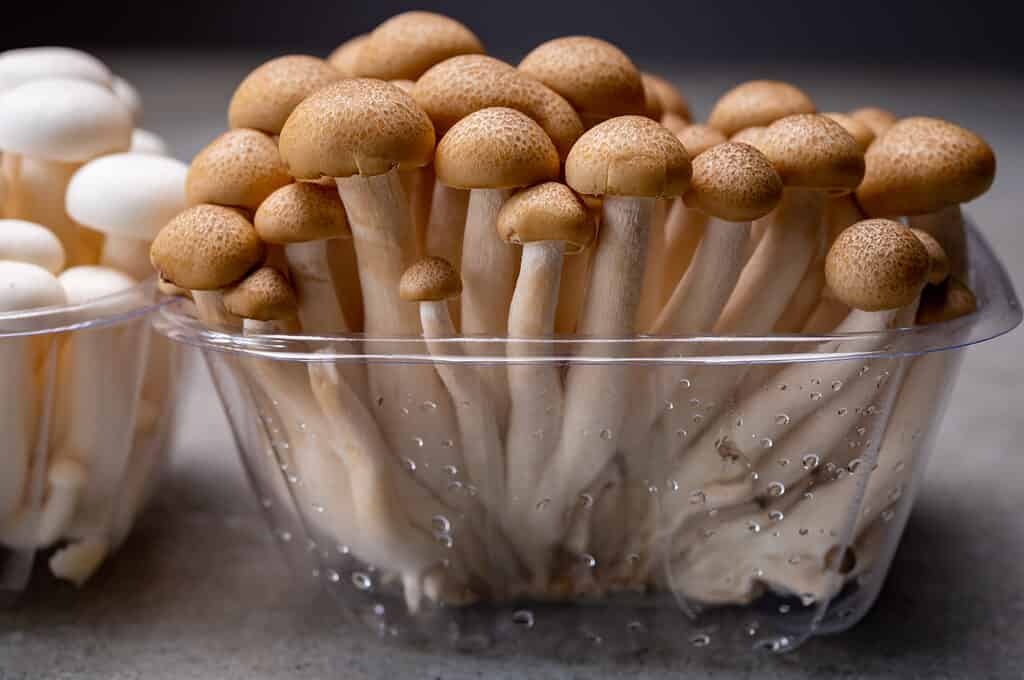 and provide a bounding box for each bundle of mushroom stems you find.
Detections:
[0,47,183,584]
[151,12,995,612]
